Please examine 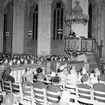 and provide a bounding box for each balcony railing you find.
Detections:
[64,36,103,69]
[64,37,93,54]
